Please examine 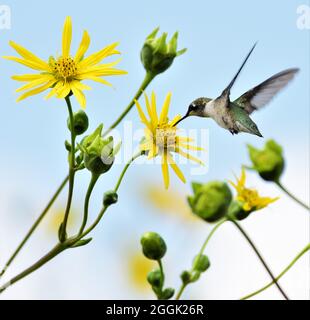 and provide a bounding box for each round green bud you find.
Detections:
[103,190,118,207]
[67,110,89,135]
[140,232,167,260]
[180,270,191,285]
[140,28,186,76]
[147,269,162,288]
[227,200,251,221]
[247,140,284,182]
[192,254,210,273]
[84,153,114,175]
[161,288,175,300]
[188,181,232,222]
